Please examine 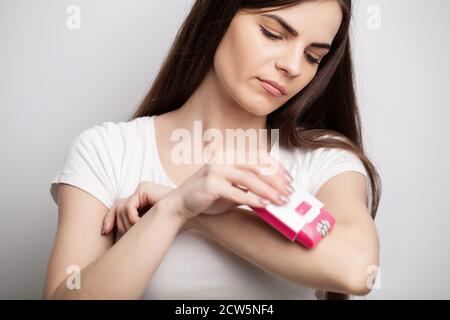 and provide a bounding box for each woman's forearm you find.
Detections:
[49,197,186,300]
[194,208,376,296]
